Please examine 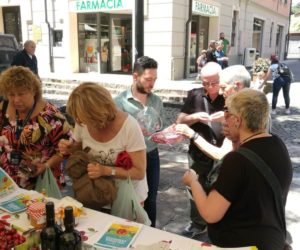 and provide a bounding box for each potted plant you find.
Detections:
[252,57,270,79]
[252,57,272,94]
